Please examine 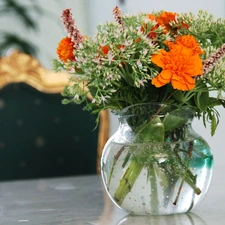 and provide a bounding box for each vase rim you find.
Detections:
[112,102,195,118]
